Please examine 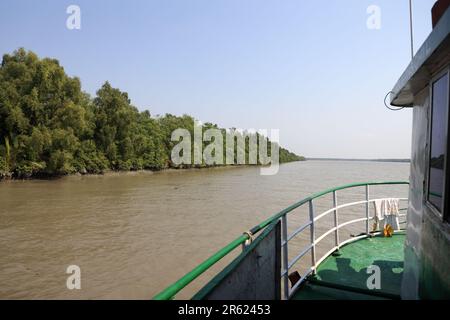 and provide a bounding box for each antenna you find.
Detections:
[409,0,414,59]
